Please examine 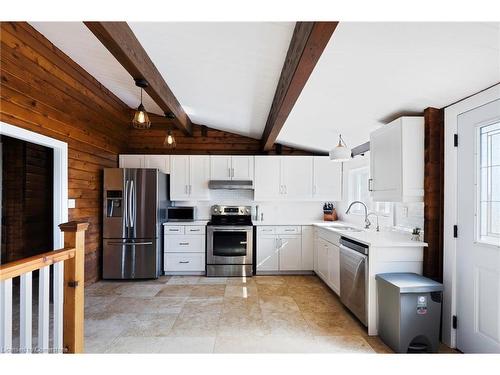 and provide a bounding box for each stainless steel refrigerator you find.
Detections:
[103,168,168,279]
